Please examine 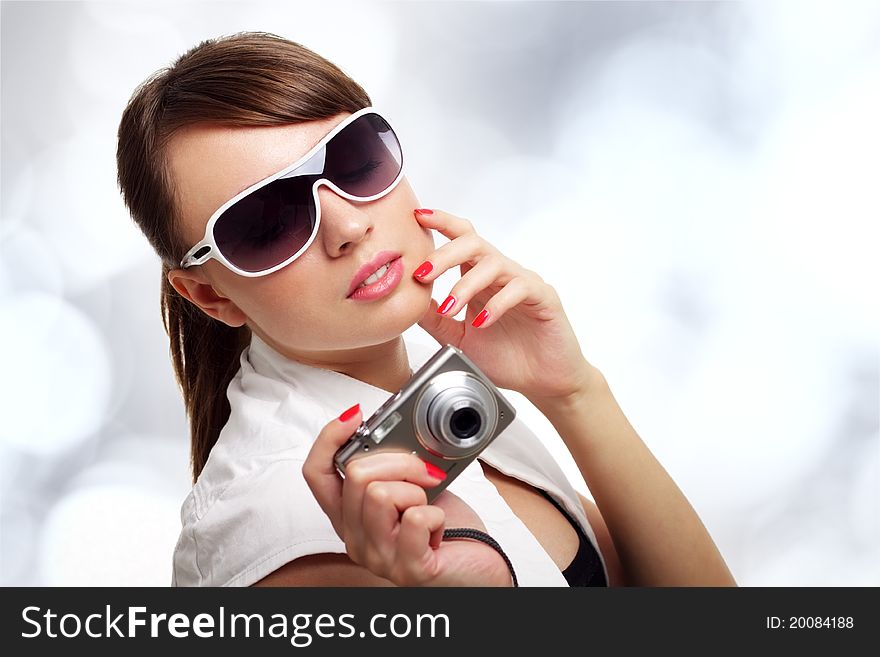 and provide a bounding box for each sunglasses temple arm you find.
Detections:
[180,241,213,269]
